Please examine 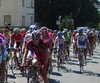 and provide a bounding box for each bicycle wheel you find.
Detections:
[79,55,84,74]
[5,61,8,83]
[57,53,60,71]
[11,56,19,75]
[26,68,38,83]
